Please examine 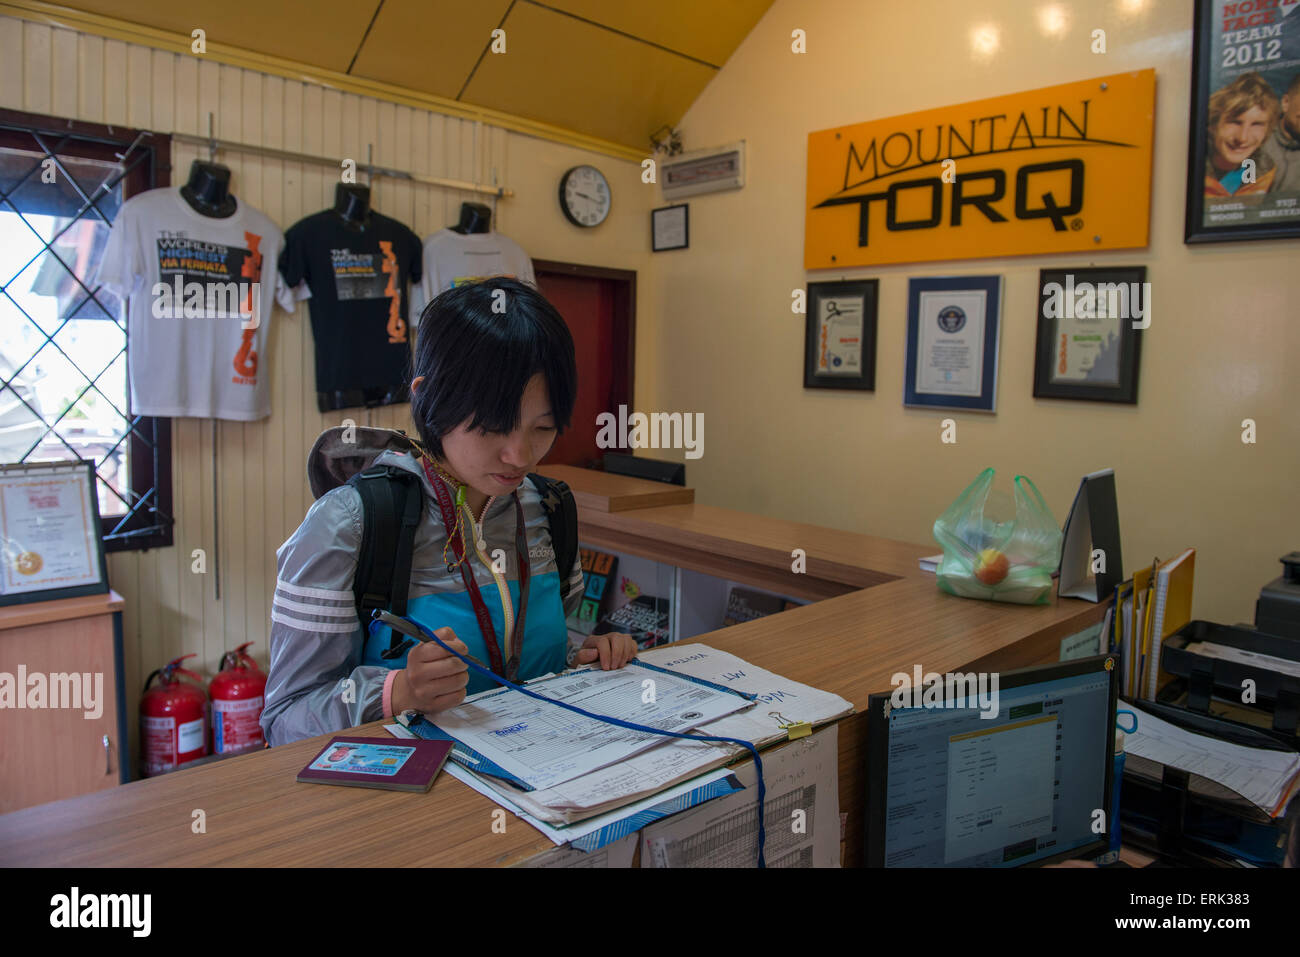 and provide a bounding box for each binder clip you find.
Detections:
[770,711,812,740]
